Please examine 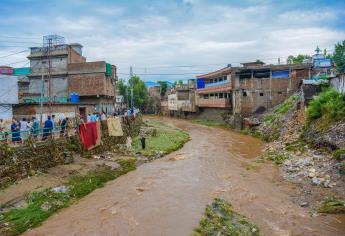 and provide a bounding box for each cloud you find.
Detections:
[0,0,344,81]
